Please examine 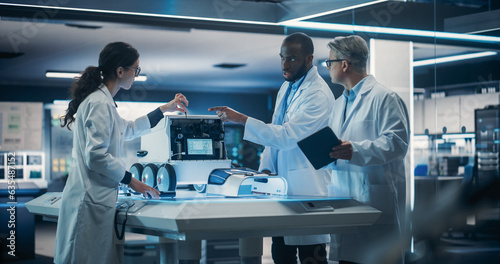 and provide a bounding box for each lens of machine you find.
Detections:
[157,164,177,192]
[142,164,158,188]
[130,163,143,182]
